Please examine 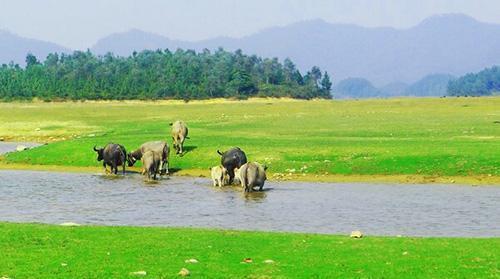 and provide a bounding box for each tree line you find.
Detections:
[447,66,500,96]
[0,48,332,101]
